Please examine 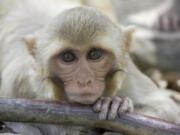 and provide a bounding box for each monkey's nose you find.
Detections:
[77,80,92,87]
